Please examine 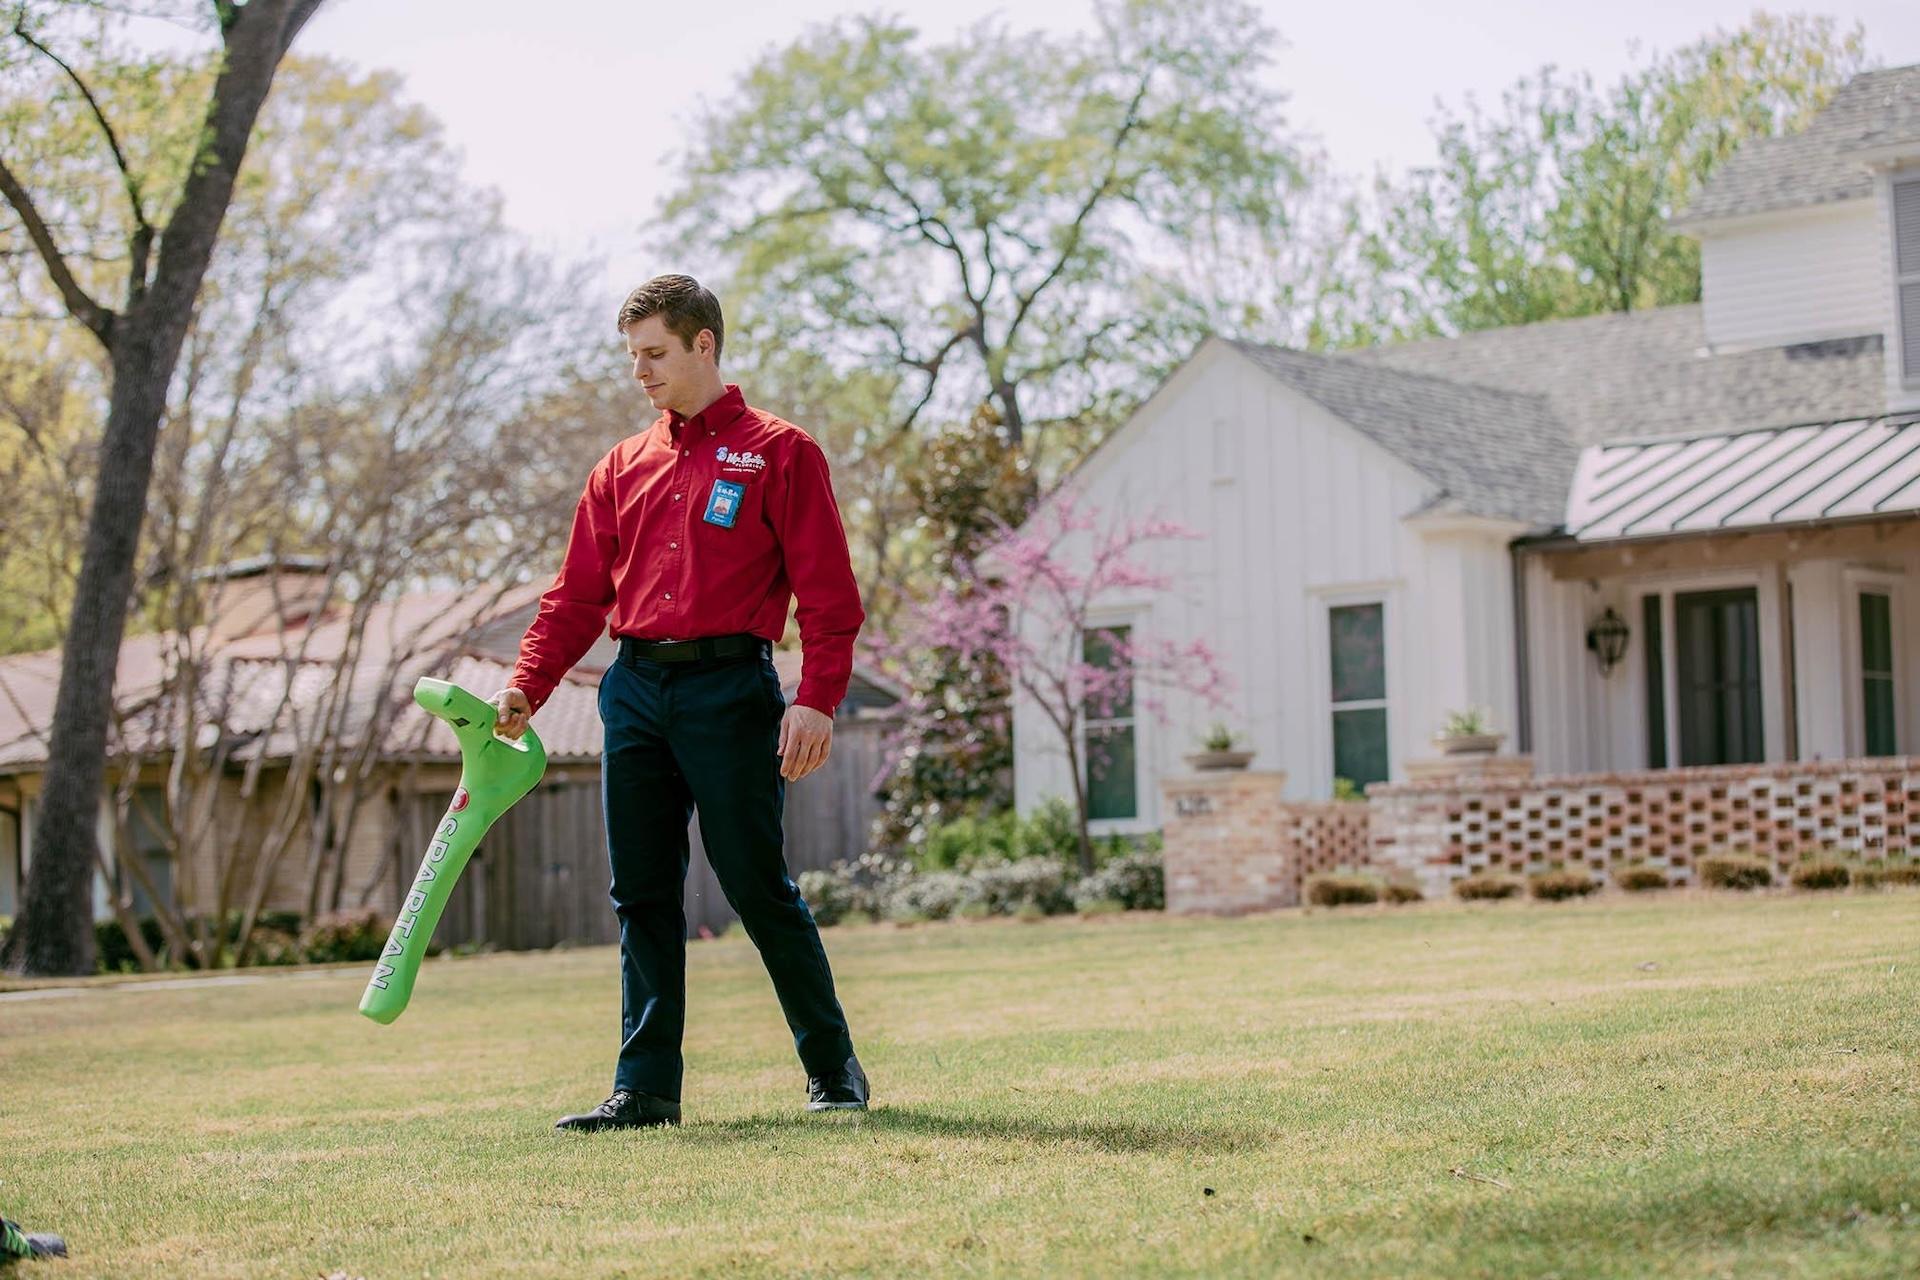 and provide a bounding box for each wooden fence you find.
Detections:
[405,715,892,947]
